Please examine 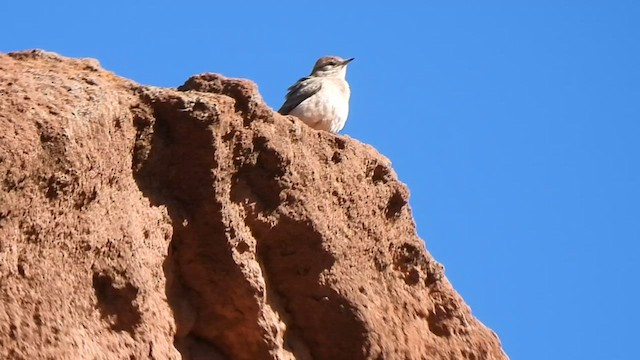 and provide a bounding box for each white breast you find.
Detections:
[289,79,350,133]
